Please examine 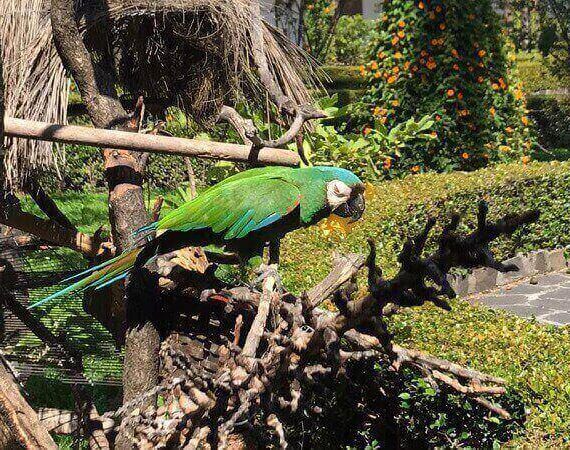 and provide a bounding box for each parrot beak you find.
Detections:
[334,190,366,223]
[347,192,365,223]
